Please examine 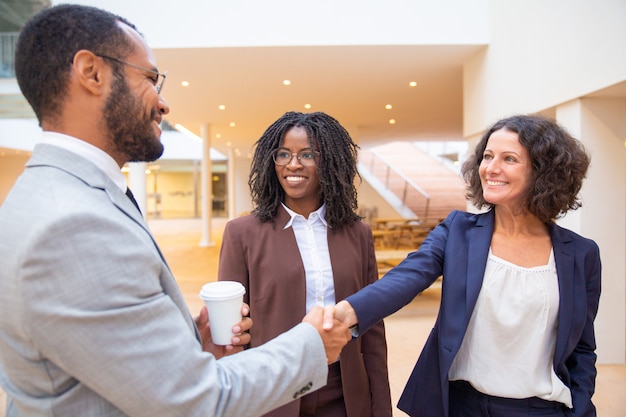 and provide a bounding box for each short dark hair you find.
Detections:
[462,114,590,222]
[15,4,139,123]
[249,111,362,228]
